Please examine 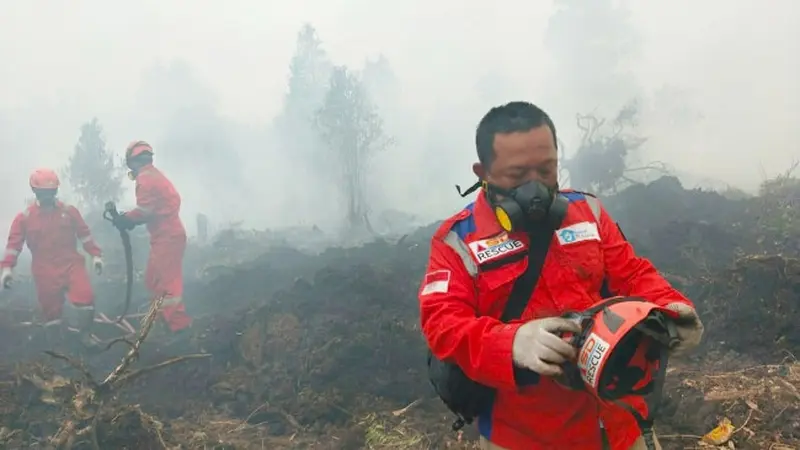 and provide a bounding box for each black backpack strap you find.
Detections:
[500,227,553,322]
[428,226,554,430]
[499,227,554,387]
